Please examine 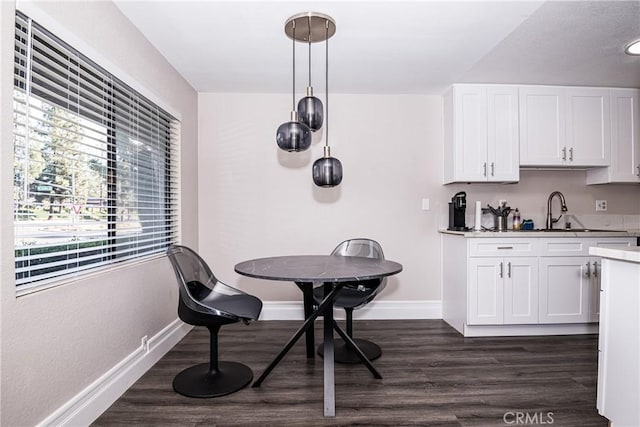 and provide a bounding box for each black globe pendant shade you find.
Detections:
[276,113,312,152]
[298,89,323,132]
[312,146,342,187]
